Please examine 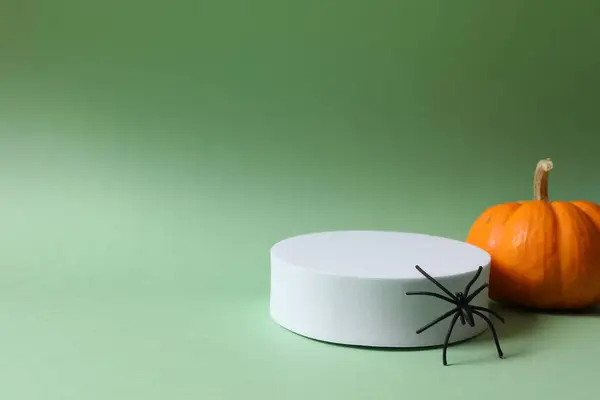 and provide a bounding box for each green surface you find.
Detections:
[2,0,600,398]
